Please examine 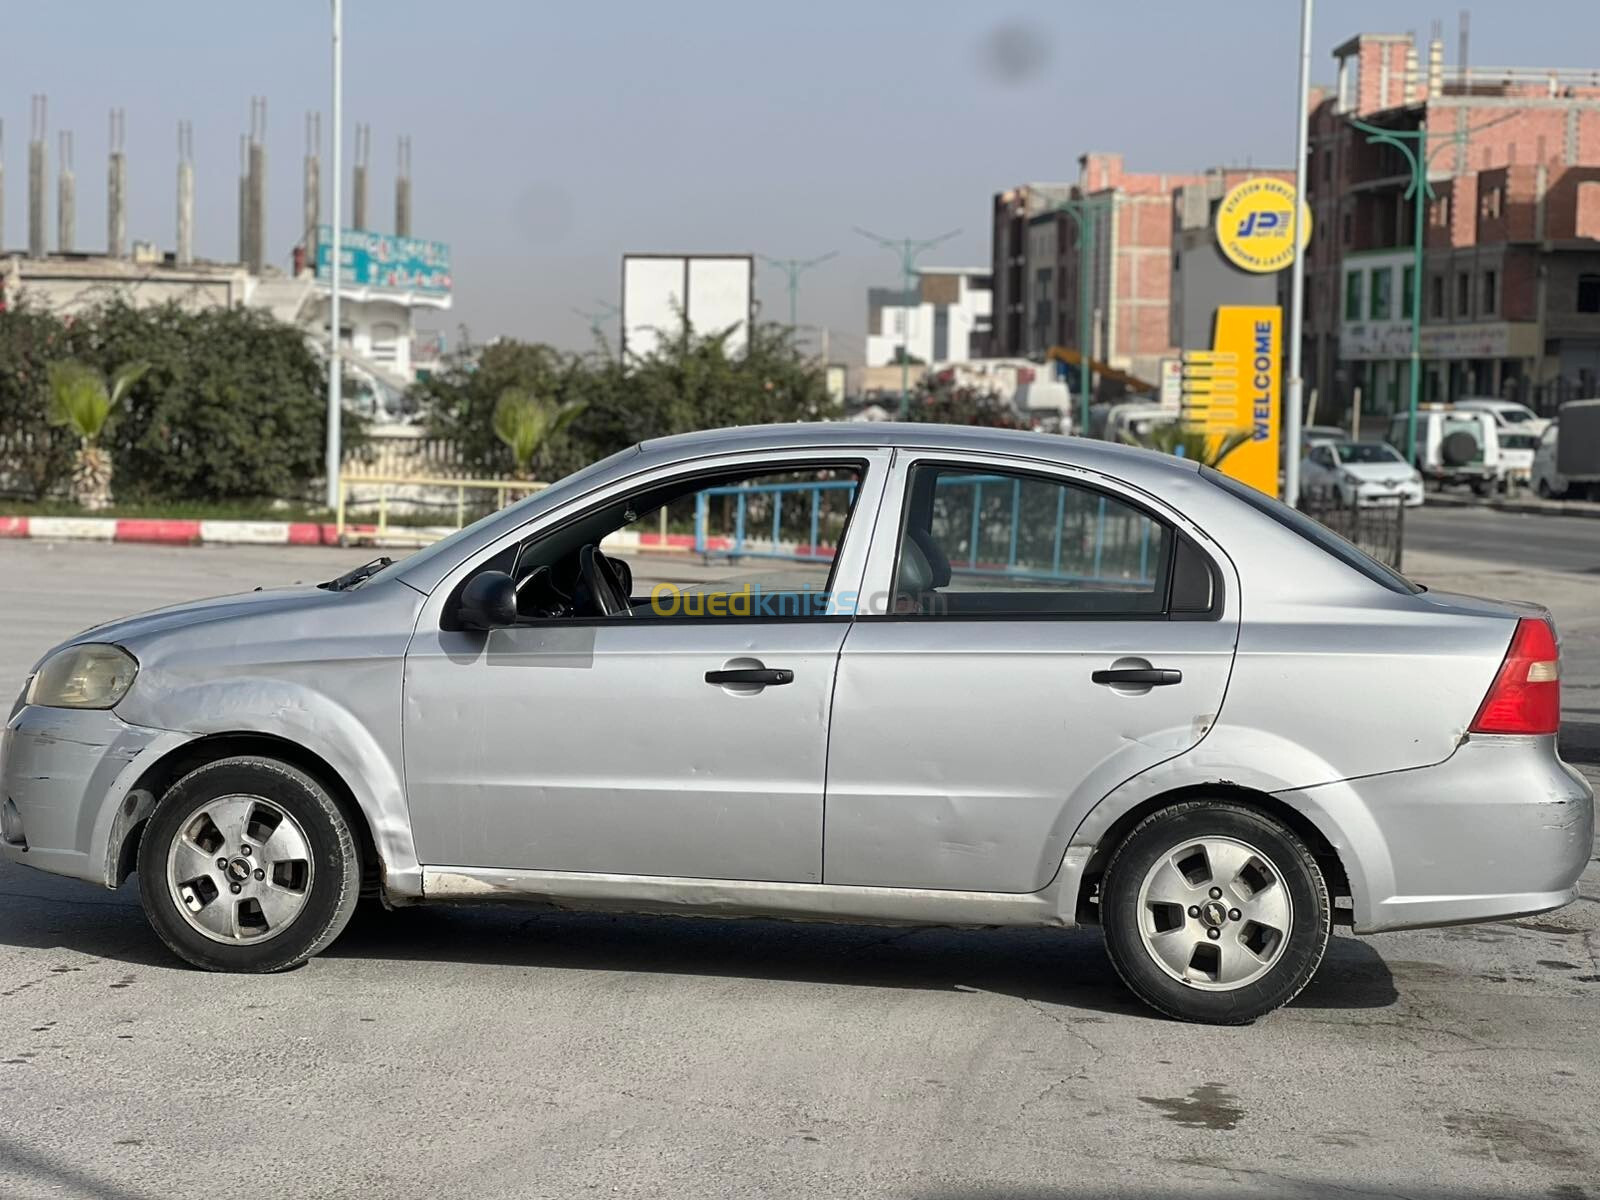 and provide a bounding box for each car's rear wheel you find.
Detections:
[1100,801,1330,1024]
[137,755,361,972]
